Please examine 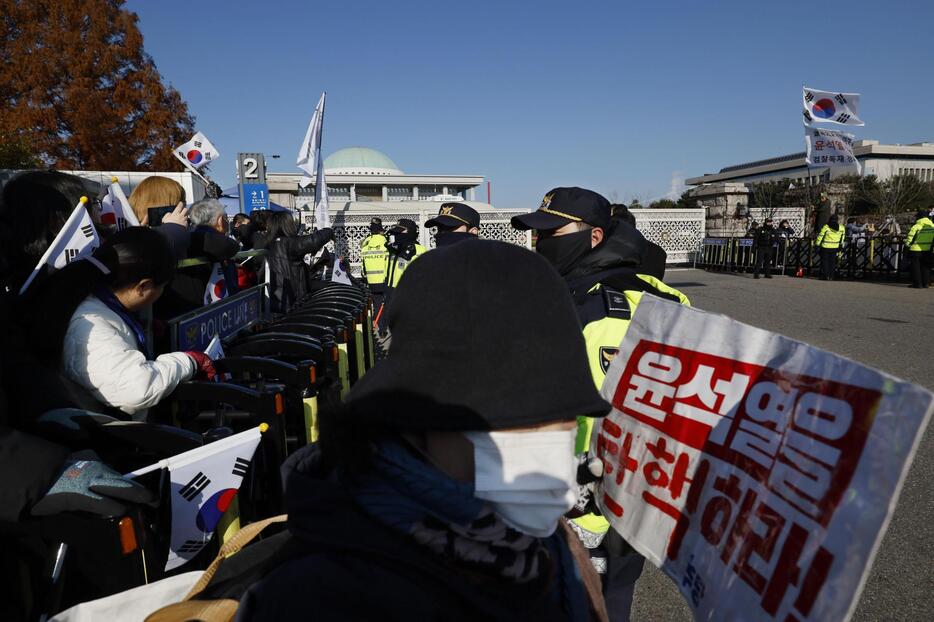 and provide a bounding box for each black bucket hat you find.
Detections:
[425,202,481,230]
[345,239,610,430]
[511,187,611,232]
